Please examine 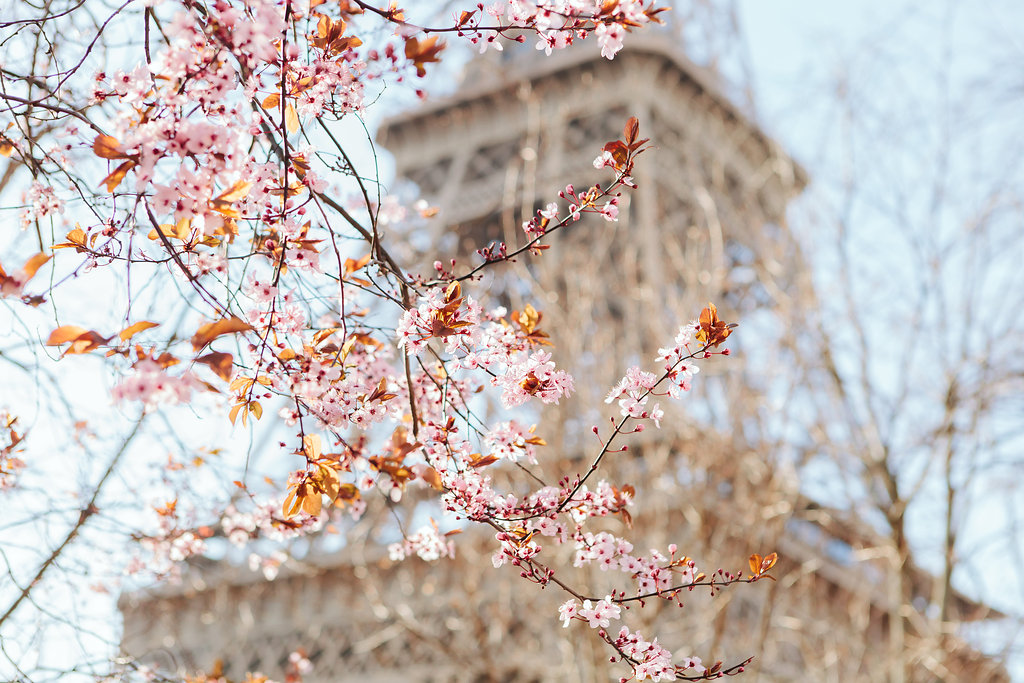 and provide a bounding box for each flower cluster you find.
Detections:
[612,626,692,682]
[388,523,456,562]
[458,1,660,59]
[0,452,25,490]
[0,411,26,490]
[1,0,771,678]
[558,595,624,631]
[496,349,575,407]
[248,549,290,581]
[397,283,482,356]
[221,499,326,547]
[605,365,663,426]
[484,421,544,464]
[132,520,207,580]
[398,287,574,408]
[656,321,703,397]
[20,182,64,228]
[110,360,196,410]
